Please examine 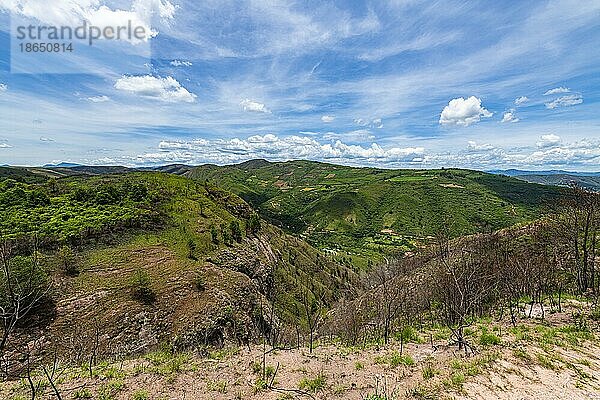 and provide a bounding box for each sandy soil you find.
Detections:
[3,310,600,400]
